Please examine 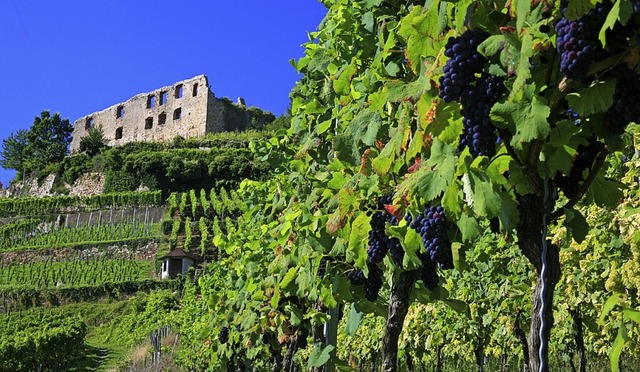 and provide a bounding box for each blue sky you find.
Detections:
[0,1,327,187]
